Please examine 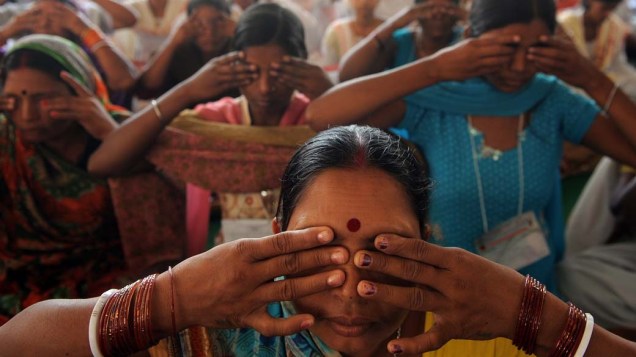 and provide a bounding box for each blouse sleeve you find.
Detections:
[551,82,601,144]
